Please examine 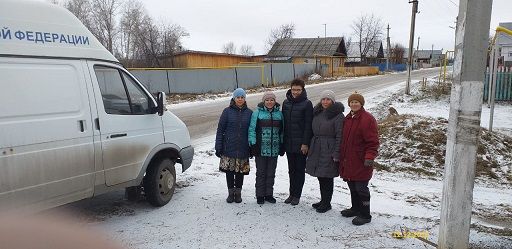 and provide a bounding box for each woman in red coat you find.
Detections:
[339,92,379,226]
